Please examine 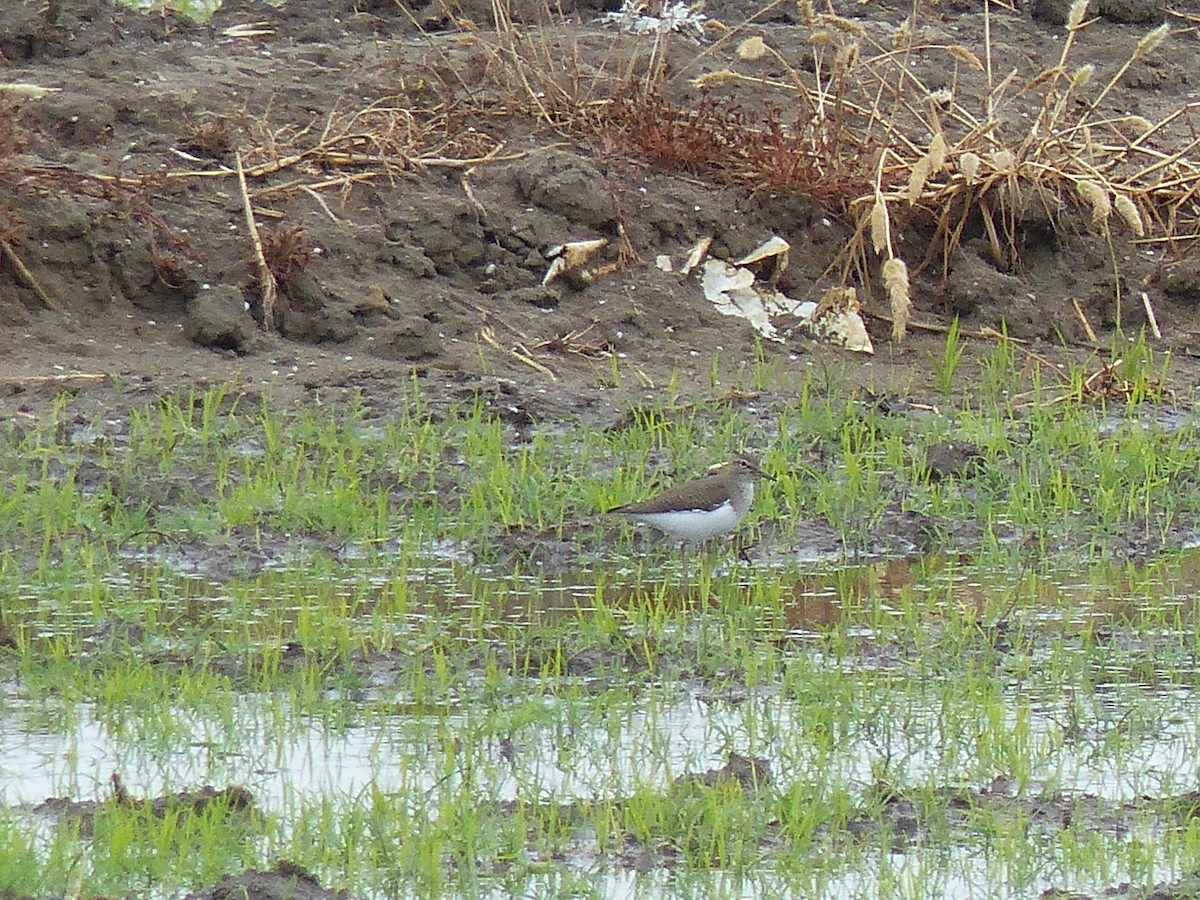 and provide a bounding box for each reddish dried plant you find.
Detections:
[0,211,23,245]
[0,100,28,185]
[181,115,236,160]
[257,224,313,286]
[590,85,874,209]
[151,245,189,290]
